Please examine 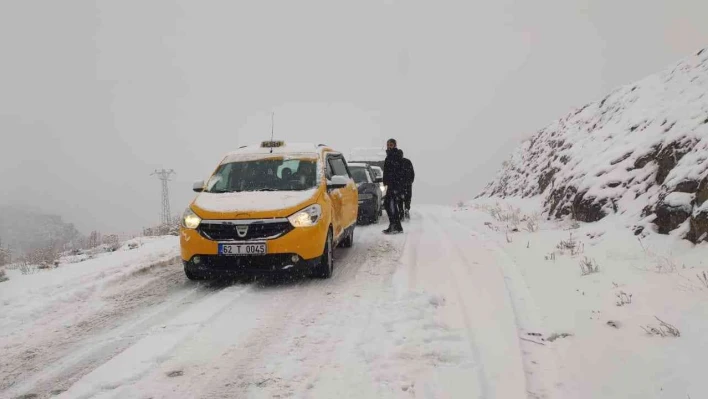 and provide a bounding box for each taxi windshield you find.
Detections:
[204,158,318,193]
